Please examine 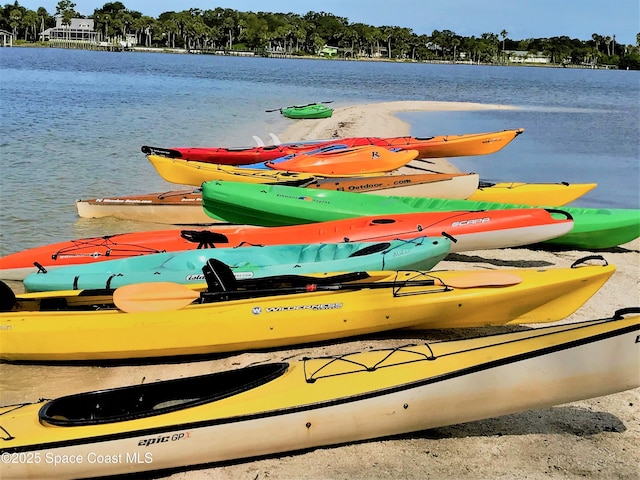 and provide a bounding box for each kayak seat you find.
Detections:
[0,280,16,312]
[202,258,237,292]
[348,242,391,258]
[39,363,289,426]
